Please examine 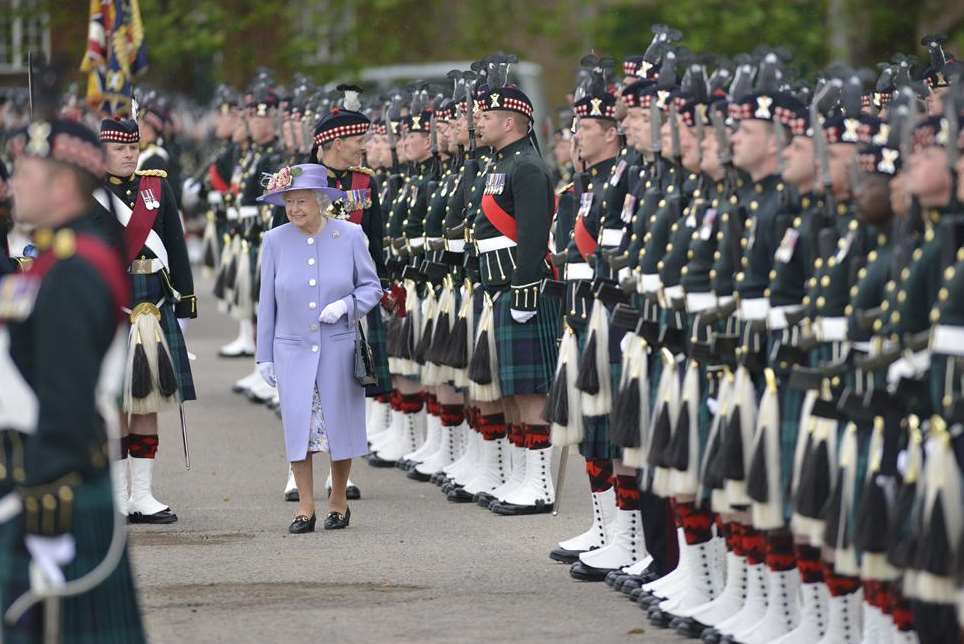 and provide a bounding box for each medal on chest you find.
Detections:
[577,192,594,219]
[484,173,506,195]
[620,193,637,223]
[775,228,800,263]
[700,208,718,241]
[608,159,627,187]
